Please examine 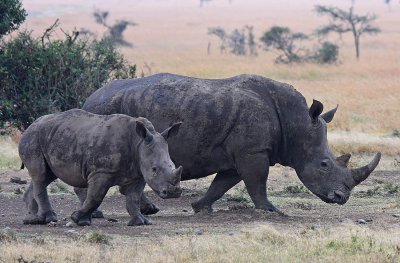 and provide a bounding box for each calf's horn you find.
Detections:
[351,152,381,185]
[173,166,183,182]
